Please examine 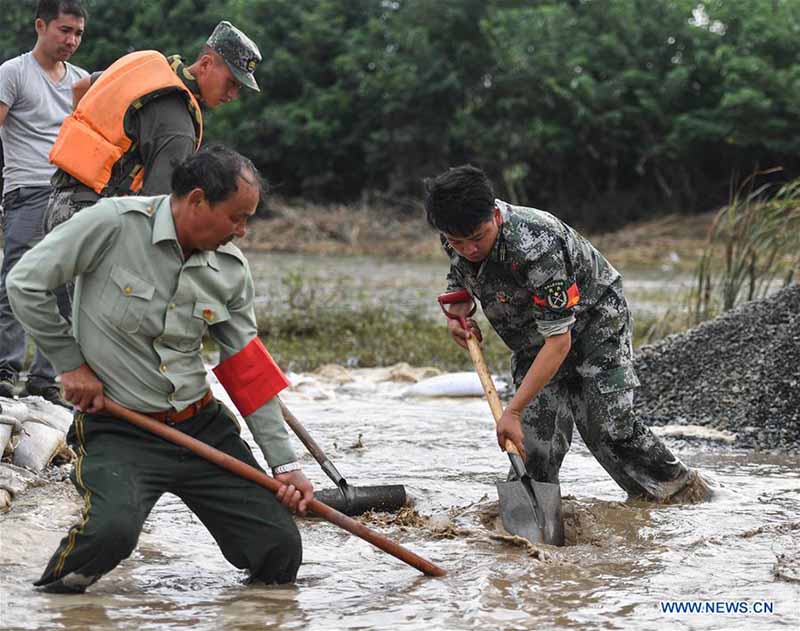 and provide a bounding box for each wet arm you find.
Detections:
[507,332,571,416]
[496,332,571,456]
